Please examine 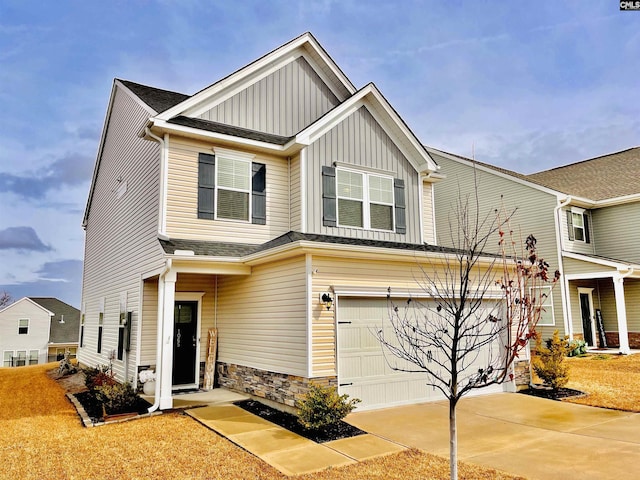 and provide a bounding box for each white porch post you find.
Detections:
[613,275,630,355]
[159,270,177,409]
